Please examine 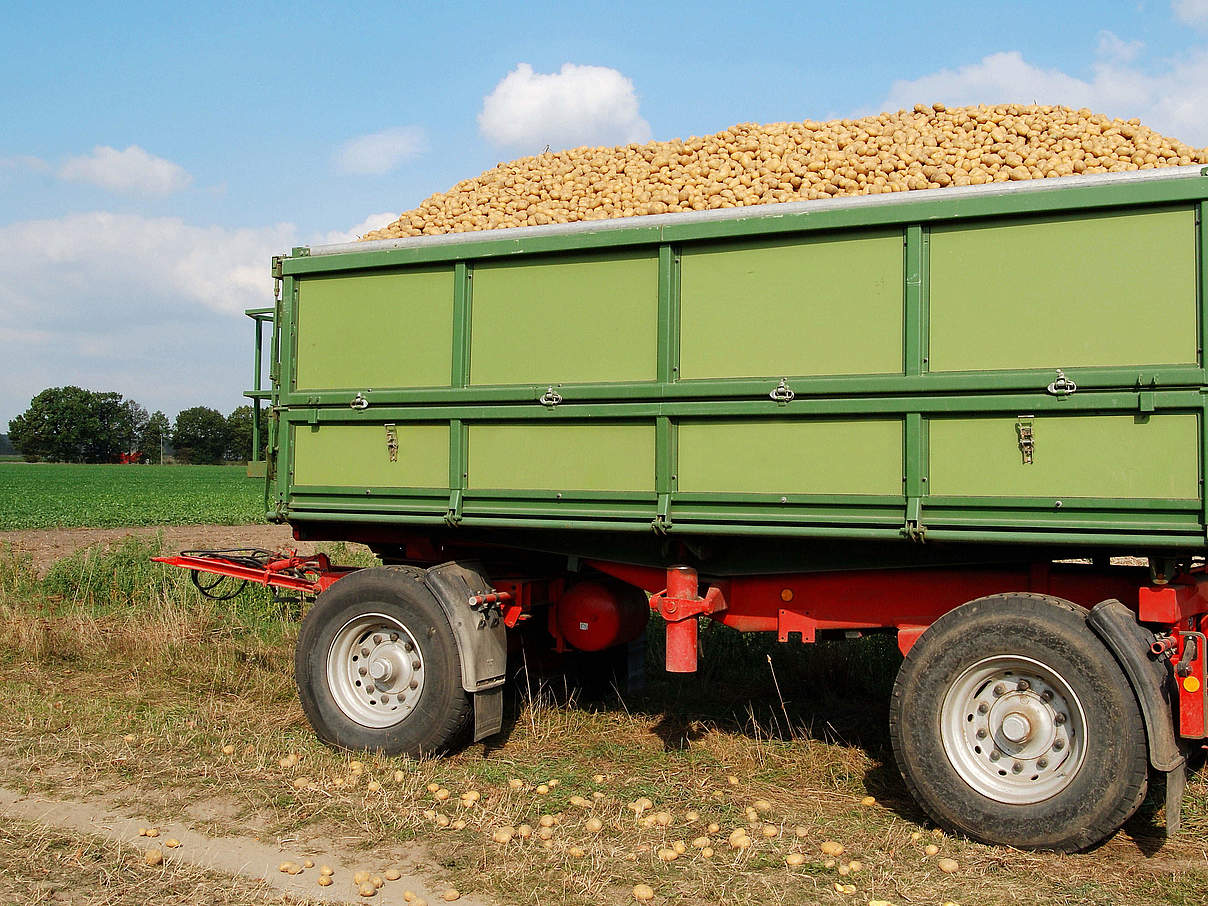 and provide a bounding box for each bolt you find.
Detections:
[1040,690,1053,703]
[1012,762,1023,774]
[412,660,421,671]
[390,633,399,642]
[360,647,370,658]
[989,750,1001,761]
[976,728,988,739]
[993,684,1005,697]
[1037,758,1048,769]
[379,693,390,703]
[977,702,989,715]
[373,634,383,644]
[1053,739,1065,751]
[404,641,414,652]
[1016,679,1030,692]
[1054,713,1067,725]
[357,666,368,676]
[409,679,419,690]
